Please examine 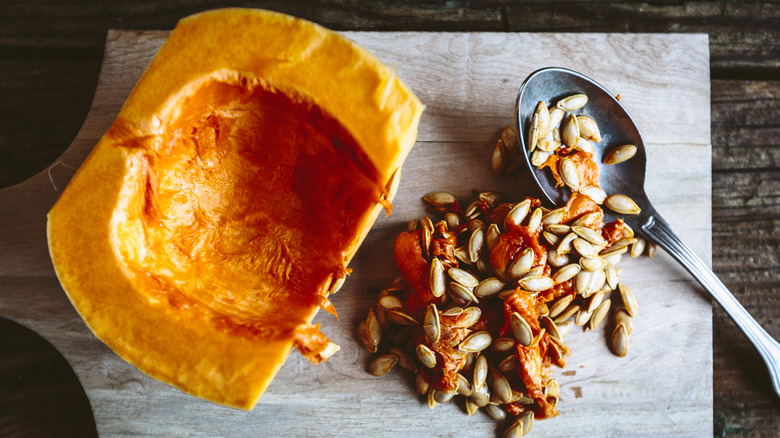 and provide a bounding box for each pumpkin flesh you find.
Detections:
[46,8,423,409]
